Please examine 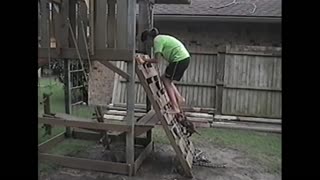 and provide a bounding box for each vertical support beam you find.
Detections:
[61,0,71,136]
[216,46,226,115]
[60,0,70,48]
[138,0,153,112]
[40,0,49,47]
[107,0,116,48]
[117,0,136,176]
[64,59,72,137]
[95,0,107,49]
[43,93,52,135]
[68,0,77,48]
[52,2,62,54]
[89,0,95,54]
[78,0,88,50]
